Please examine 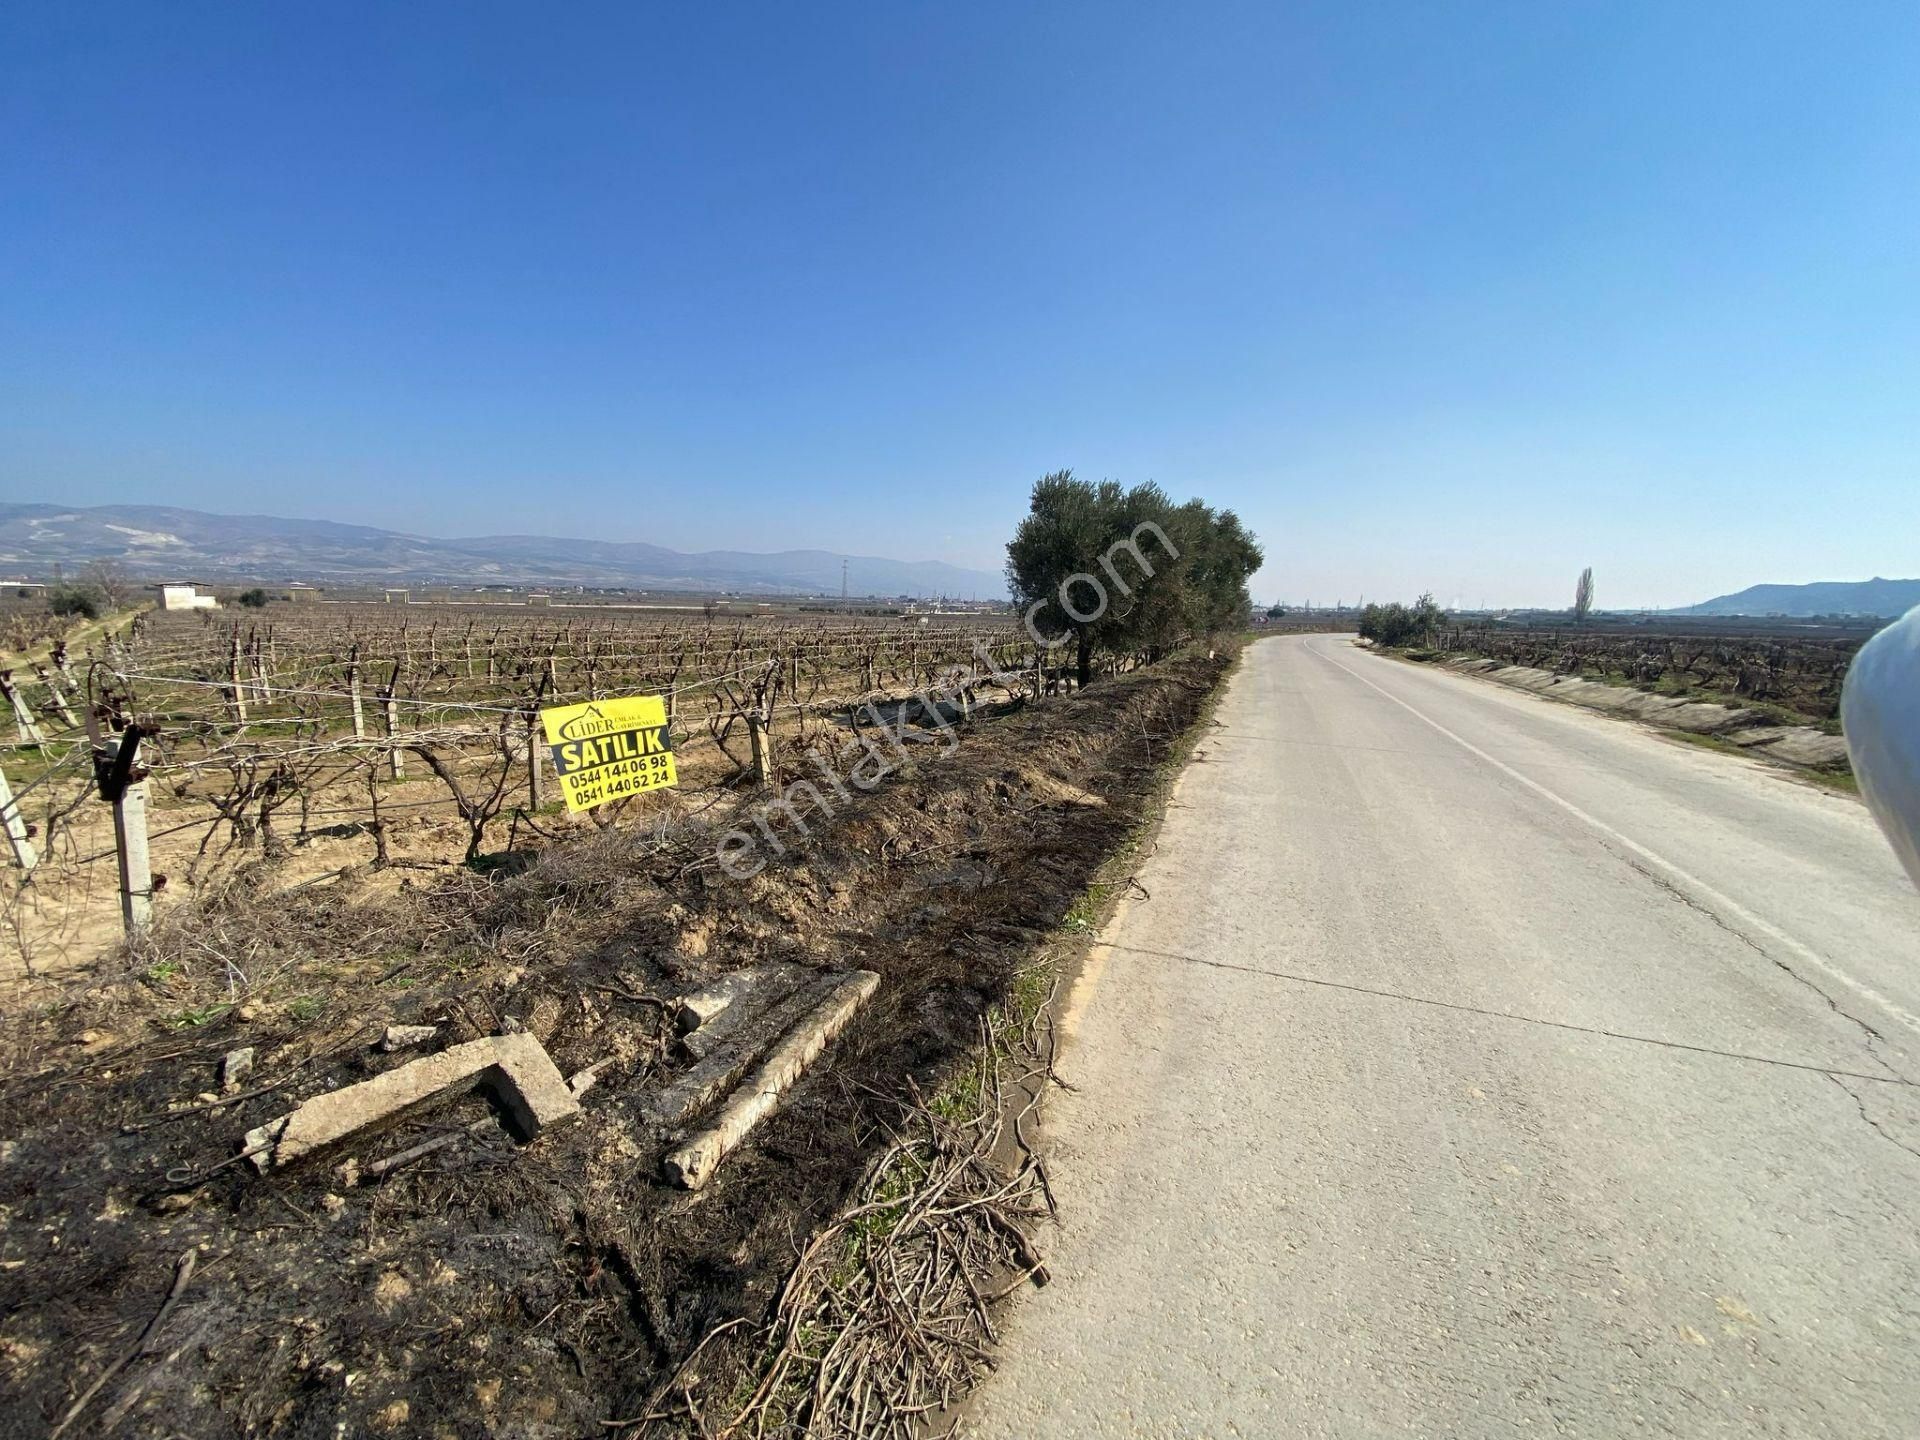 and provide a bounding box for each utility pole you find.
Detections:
[841,558,848,611]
